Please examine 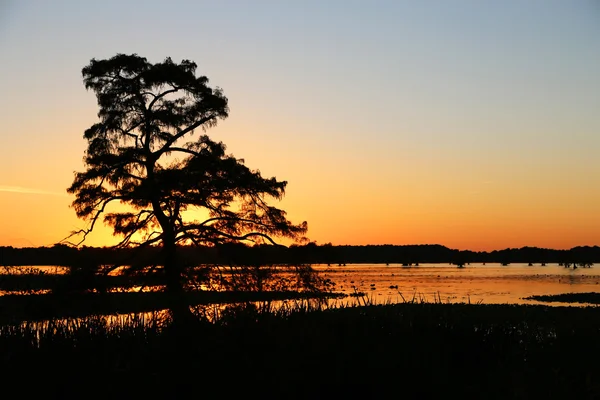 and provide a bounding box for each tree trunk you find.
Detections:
[146,160,196,326]
[162,239,195,327]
